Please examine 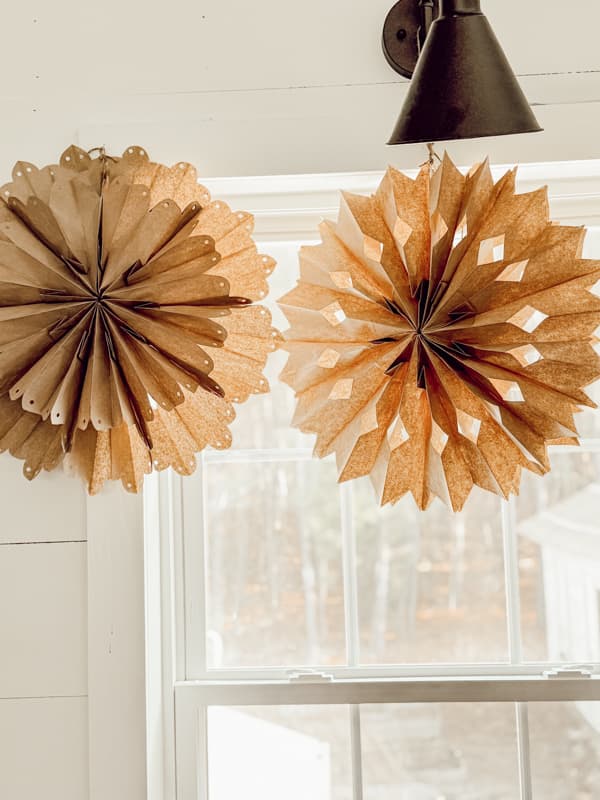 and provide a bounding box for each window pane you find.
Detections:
[529,702,600,799]
[207,705,353,800]
[360,703,519,799]
[517,452,600,662]
[354,480,508,664]
[204,459,346,668]
[576,380,600,438]
[229,240,317,450]
[228,347,310,449]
